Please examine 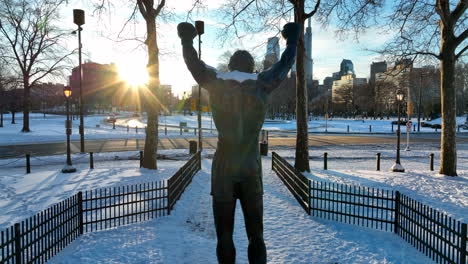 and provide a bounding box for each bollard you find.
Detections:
[369,125,372,133]
[430,153,434,171]
[26,154,31,174]
[113,121,115,129]
[324,152,328,170]
[413,124,416,132]
[457,125,460,133]
[376,153,381,171]
[435,127,438,132]
[140,151,143,168]
[189,140,197,154]
[392,124,394,132]
[260,143,268,156]
[165,126,167,135]
[347,125,349,133]
[127,125,129,133]
[90,152,94,169]
[136,126,138,133]
[180,126,182,135]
